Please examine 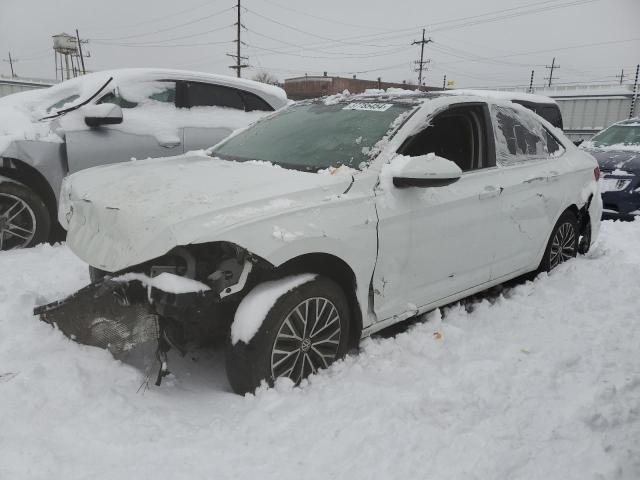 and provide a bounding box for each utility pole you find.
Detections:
[630,64,639,119]
[545,57,559,88]
[3,52,17,77]
[227,0,248,77]
[616,68,626,85]
[76,29,87,75]
[412,28,432,87]
[528,70,535,93]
